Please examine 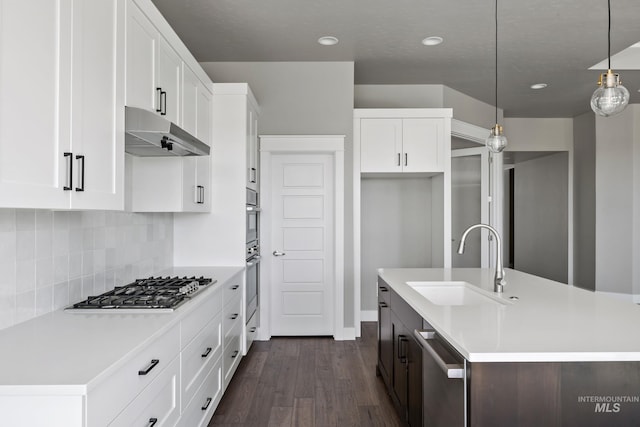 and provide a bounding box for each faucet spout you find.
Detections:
[457,223,505,293]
